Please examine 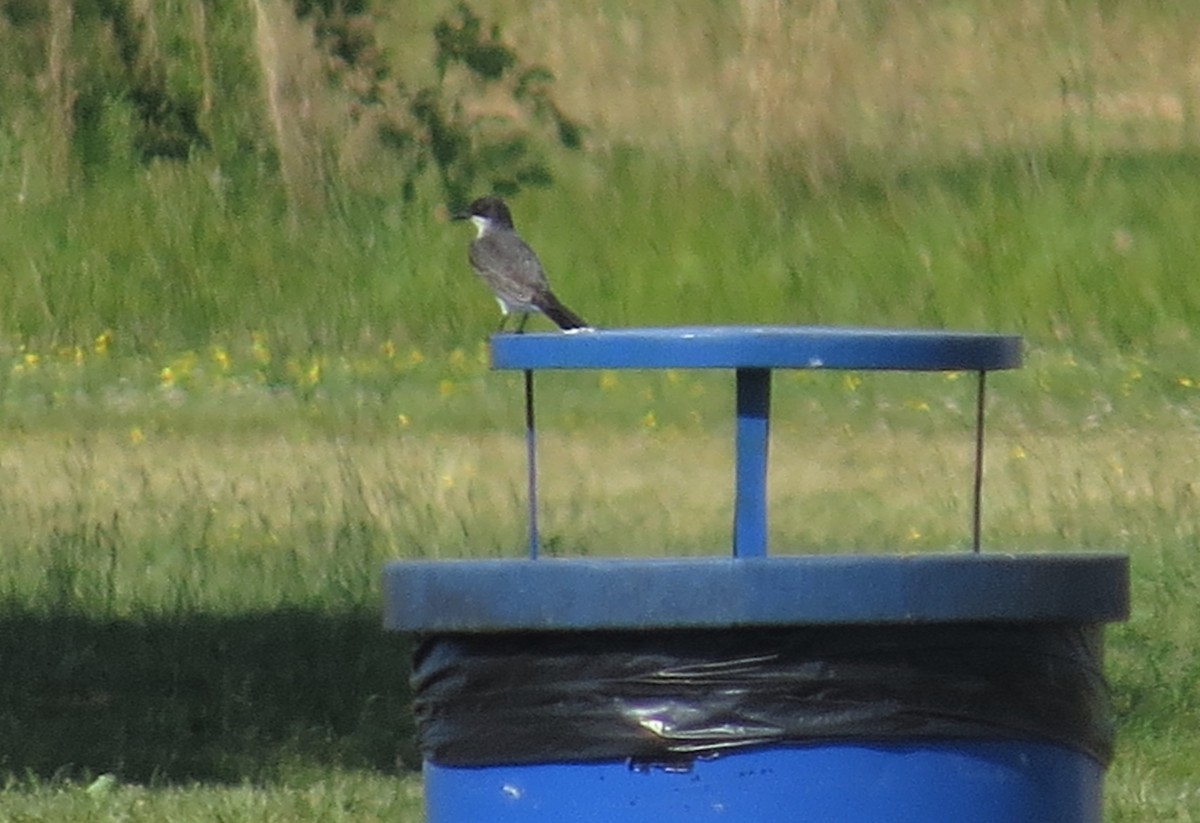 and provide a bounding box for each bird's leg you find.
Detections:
[494,297,511,333]
[516,314,530,334]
